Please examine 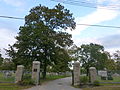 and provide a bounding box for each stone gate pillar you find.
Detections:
[89,67,97,83]
[15,65,24,83]
[73,62,80,86]
[32,61,40,85]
